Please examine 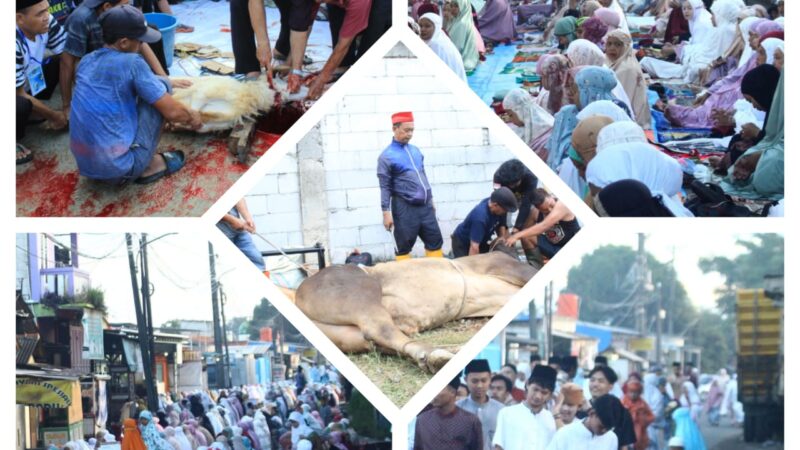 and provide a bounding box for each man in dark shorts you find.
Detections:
[450,188,517,258]
[377,111,444,260]
[230,0,274,80]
